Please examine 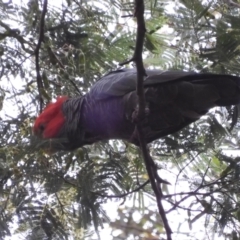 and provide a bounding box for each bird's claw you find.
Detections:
[132,104,150,124]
